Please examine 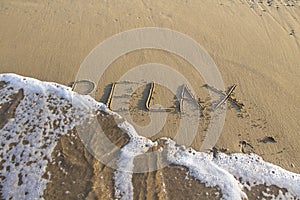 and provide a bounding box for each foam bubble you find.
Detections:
[215,153,300,197]
[164,139,247,199]
[0,73,105,199]
[114,121,156,200]
[160,138,300,199]
[0,73,299,200]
